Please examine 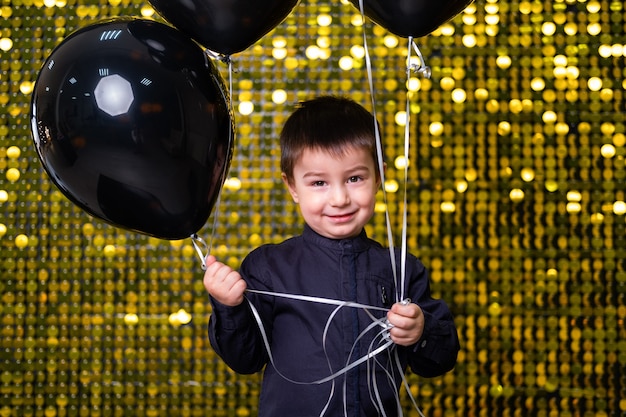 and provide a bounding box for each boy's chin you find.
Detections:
[313,225,363,240]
